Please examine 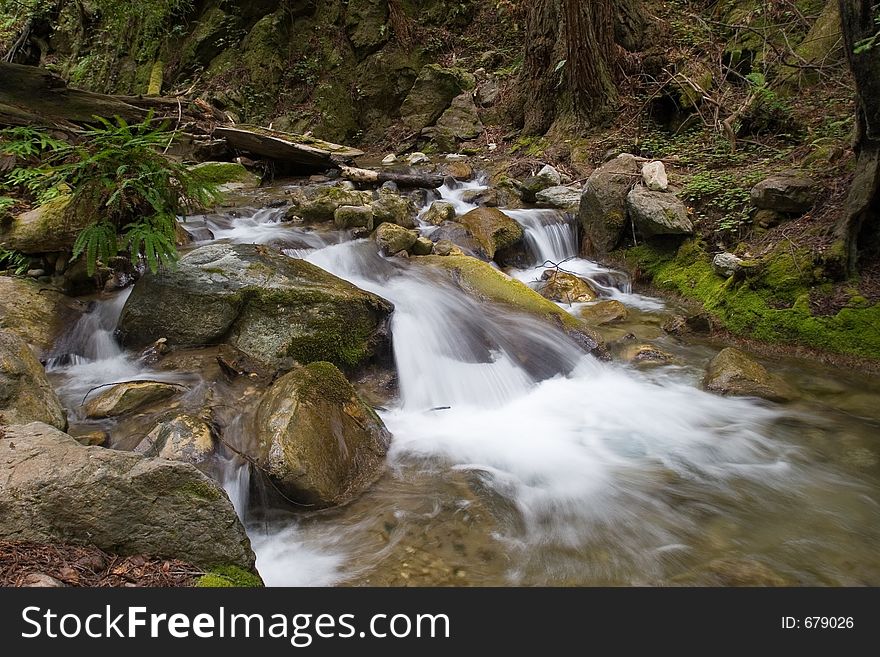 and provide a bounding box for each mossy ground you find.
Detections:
[196,565,263,588]
[619,239,880,360]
